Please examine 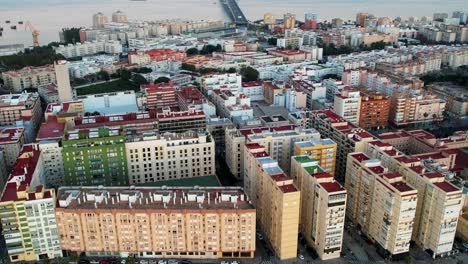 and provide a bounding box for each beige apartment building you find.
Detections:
[55,186,256,259]
[369,173,418,258]
[345,152,418,259]
[244,143,300,260]
[2,65,56,92]
[389,93,446,126]
[364,138,464,258]
[125,131,215,184]
[291,155,346,260]
[225,125,320,179]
